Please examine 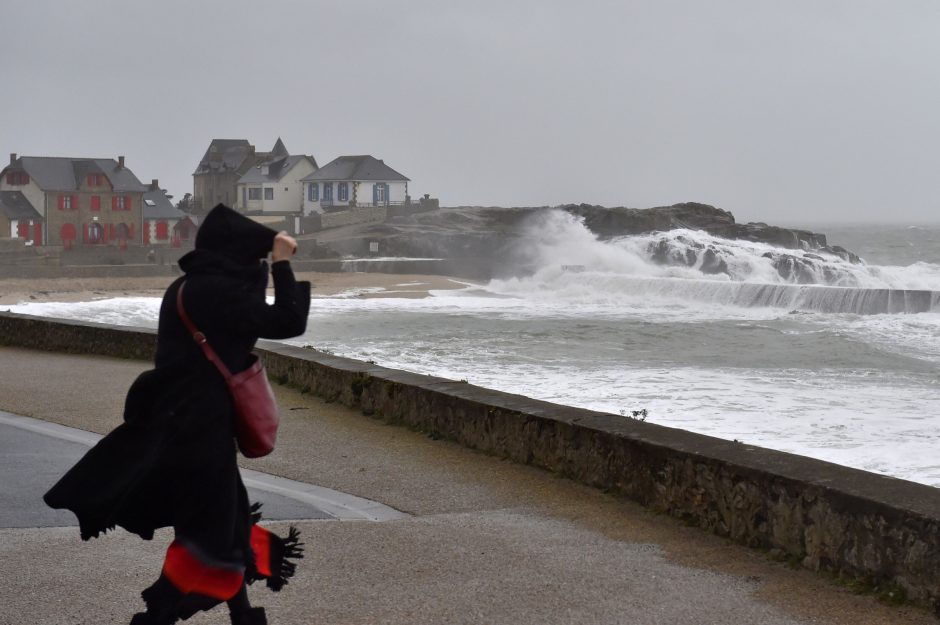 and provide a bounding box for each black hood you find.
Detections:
[195,204,277,265]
